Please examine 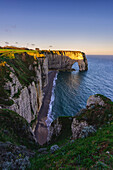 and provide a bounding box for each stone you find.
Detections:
[80,126,96,138]
[4,72,22,98]
[47,118,62,142]
[71,118,96,139]
[71,118,88,139]
[38,148,47,153]
[50,145,60,153]
[87,95,105,107]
